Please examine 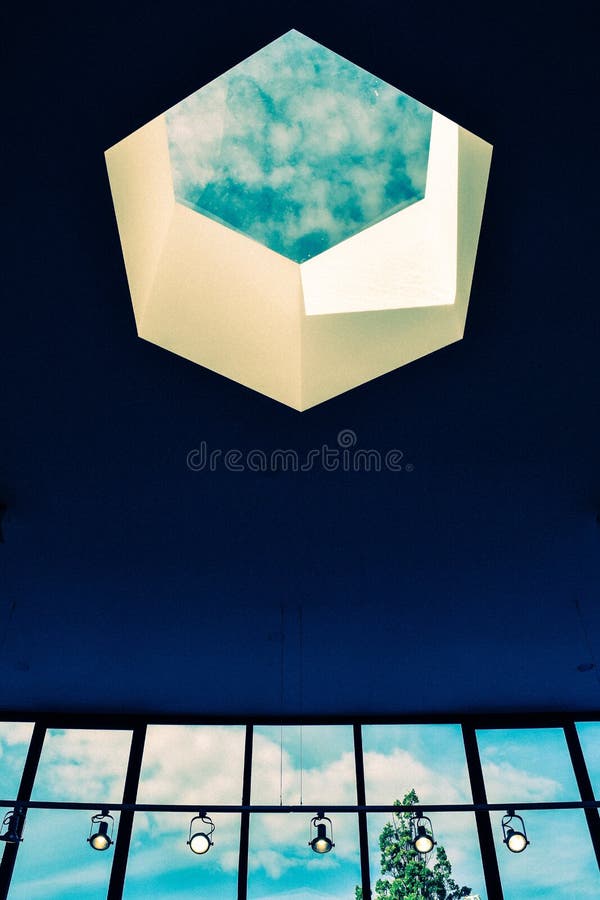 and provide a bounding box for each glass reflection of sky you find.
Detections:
[476,728,579,801]
[1,723,598,899]
[0,722,33,799]
[248,812,362,900]
[8,729,131,900]
[123,812,240,900]
[362,723,471,803]
[479,728,600,898]
[252,725,355,805]
[28,728,132,802]
[122,725,246,899]
[367,810,487,900]
[363,725,483,899]
[136,724,246,804]
[8,809,120,900]
[166,30,432,262]
[489,808,600,900]
[576,721,600,798]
